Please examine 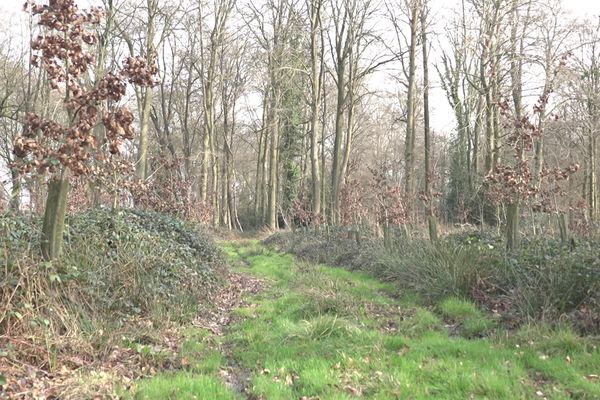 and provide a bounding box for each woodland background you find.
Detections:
[0,0,599,245]
[1,1,600,397]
